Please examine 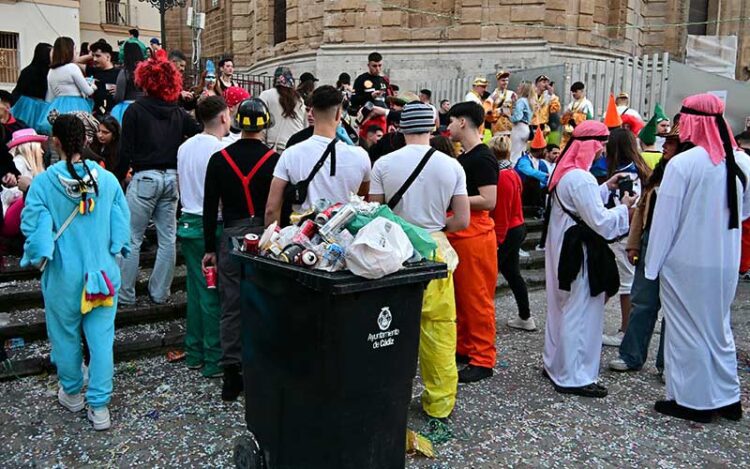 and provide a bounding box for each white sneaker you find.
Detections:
[608,358,635,371]
[602,331,624,347]
[534,244,545,251]
[519,249,530,258]
[87,406,111,431]
[508,317,537,331]
[58,387,85,412]
[741,271,750,282]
